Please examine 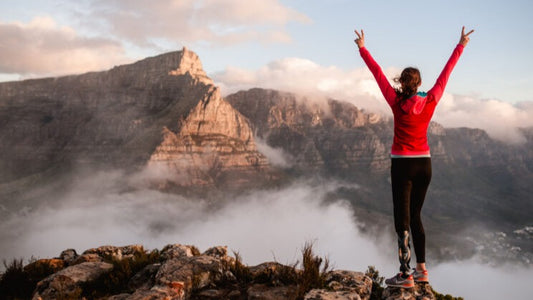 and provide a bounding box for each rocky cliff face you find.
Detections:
[147,85,270,187]
[226,88,390,174]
